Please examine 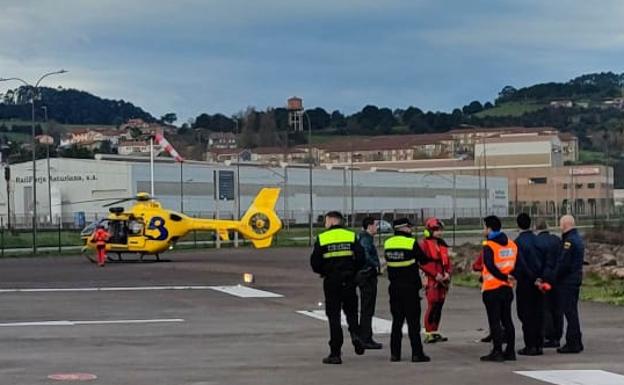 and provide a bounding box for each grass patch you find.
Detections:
[452,272,481,289]
[1,132,31,143]
[580,273,624,306]
[577,150,609,165]
[453,271,624,306]
[475,102,547,118]
[1,230,83,249]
